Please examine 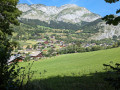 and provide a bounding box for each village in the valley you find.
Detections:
[8,33,112,64]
